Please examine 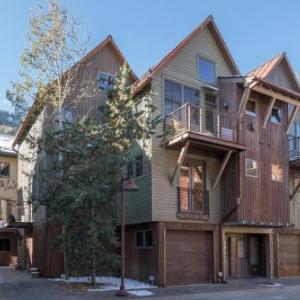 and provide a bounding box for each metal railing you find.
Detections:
[164,103,239,143]
[288,135,300,161]
[177,187,209,215]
